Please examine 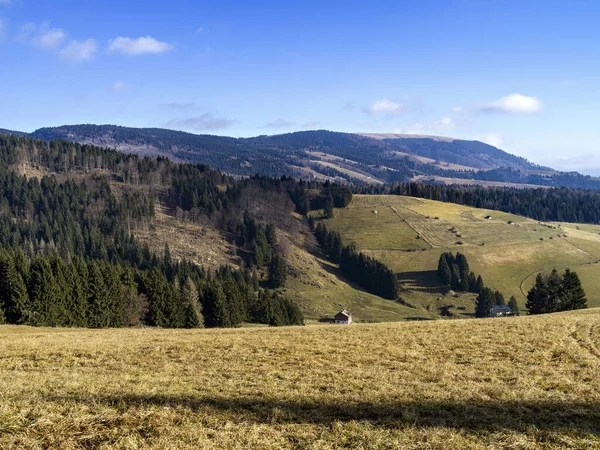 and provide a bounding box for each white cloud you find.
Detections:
[260,118,295,129]
[0,0,10,5]
[109,81,126,92]
[165,113,235,131]
[32,28,66,49]
[482,93,543,114]
[107,36,174,55]
[194,27,205,35]
[366,98,403,115]
[59,39,97,62]
[475,133,503,148]
[397,117,455,135]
